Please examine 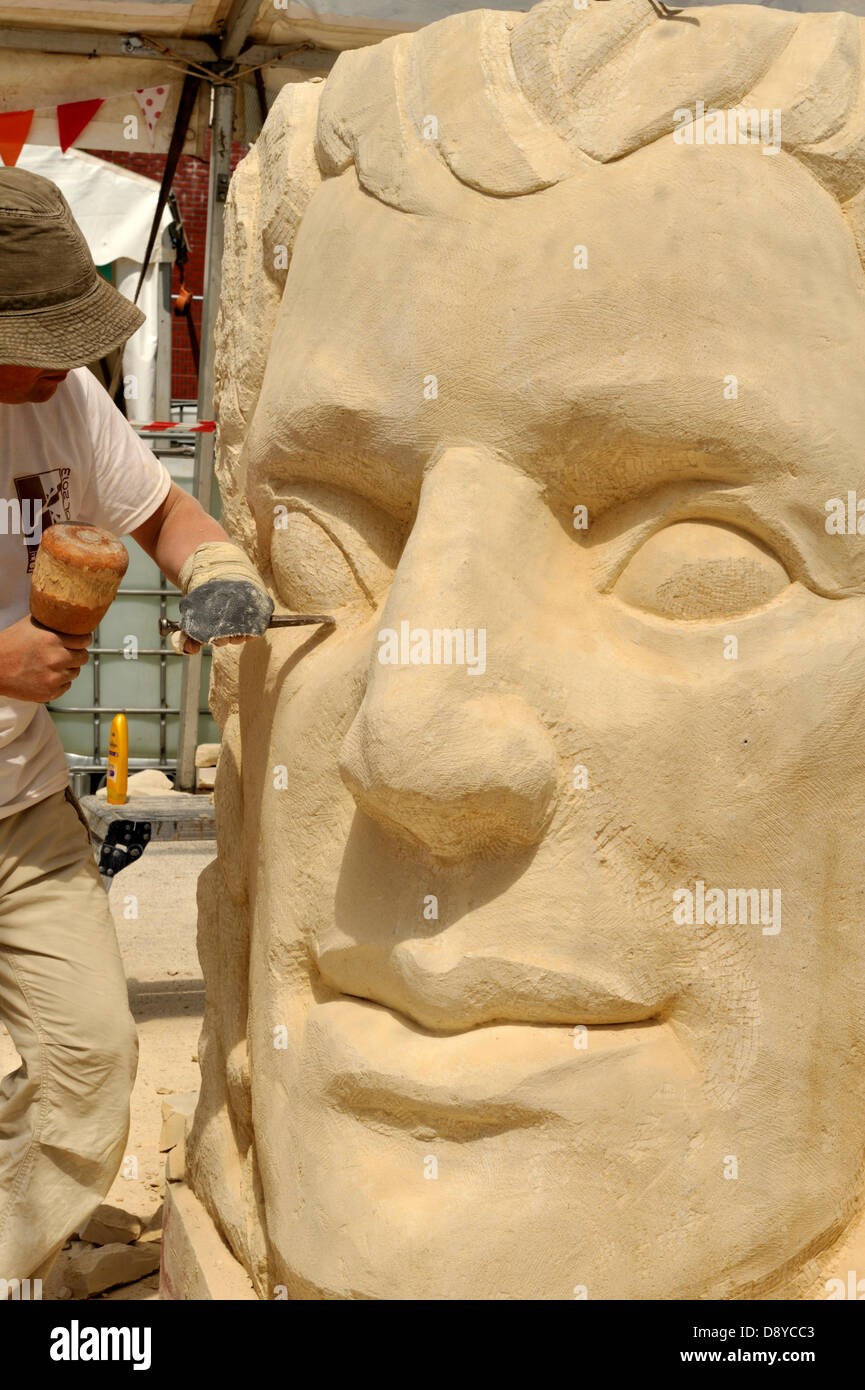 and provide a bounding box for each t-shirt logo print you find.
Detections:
[15,468,72,571]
